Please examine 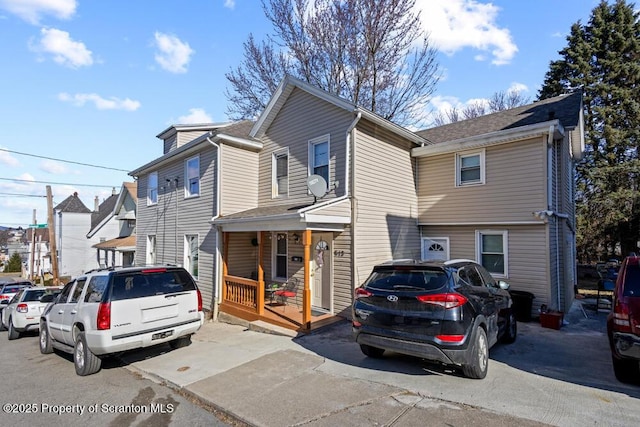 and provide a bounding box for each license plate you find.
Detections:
[152,330,174,340]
